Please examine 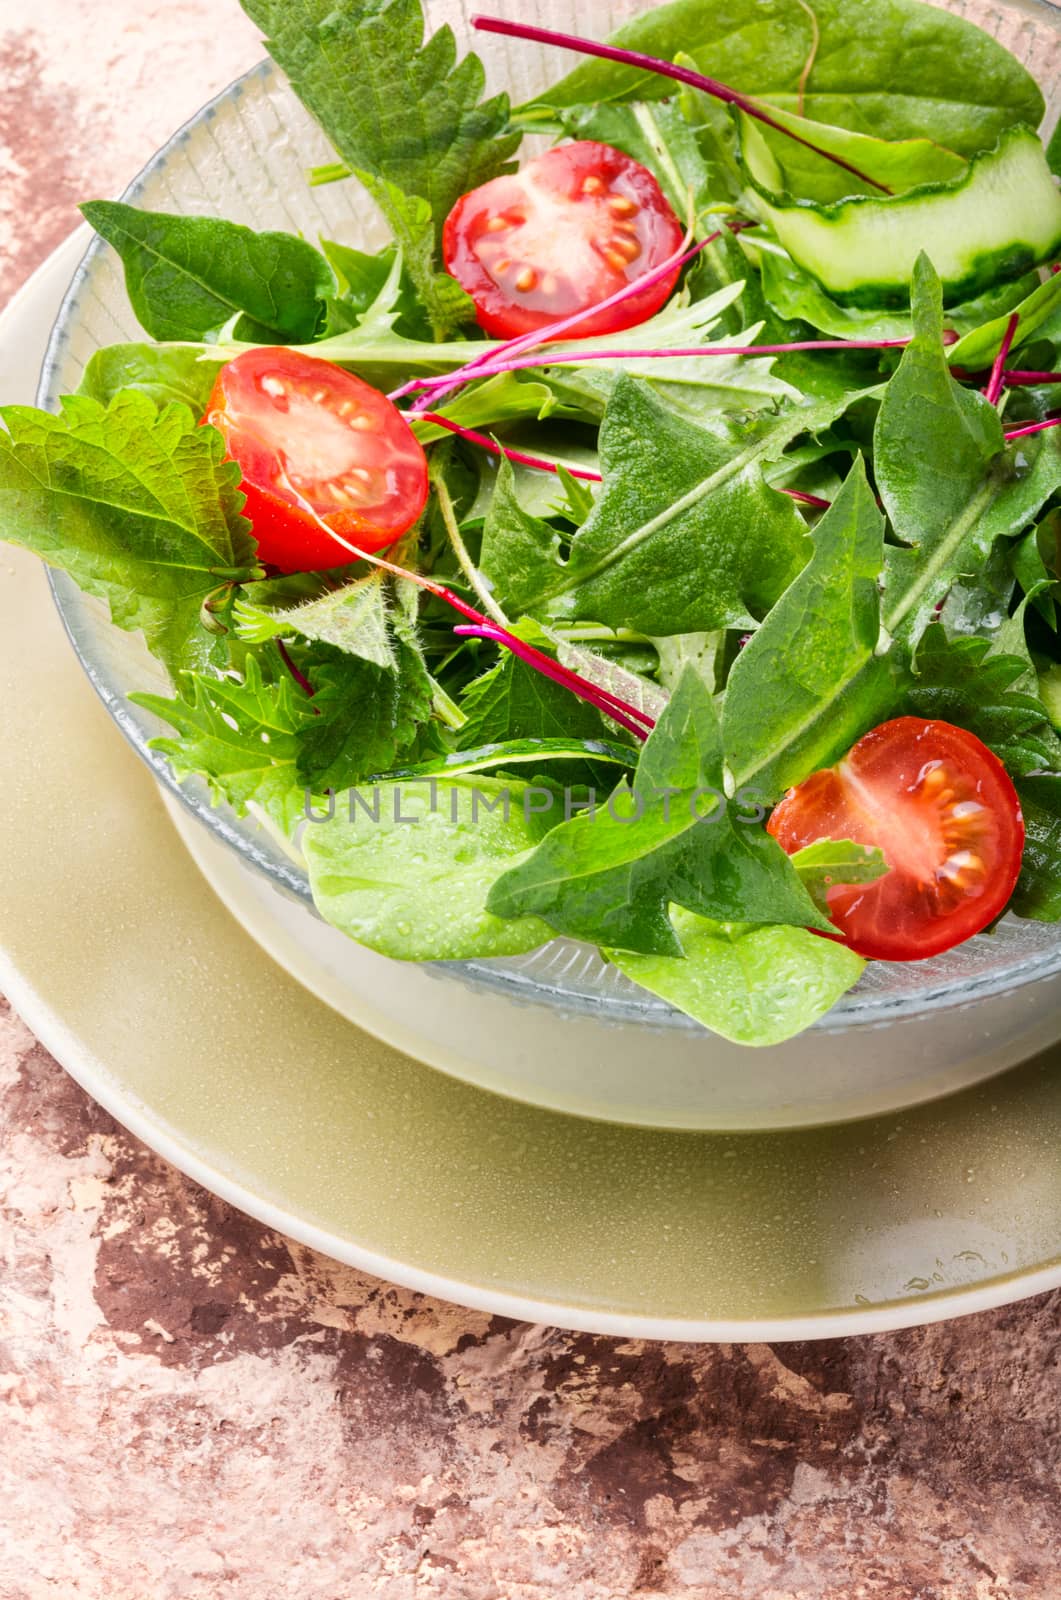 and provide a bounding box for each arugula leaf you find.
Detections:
[240,0,519,336]
[234,570,397,670]
[723,455,902,797]
[132,655,312,831]
[907,629,1061,777]
[876,257,1061,649]
[790,839,889,916]
[534,0,1043,155]
[302,777,554,960]
[78,343,222,412]
[487,667,829,956]
[539,375,818,635]
[607,910,864,1046]
[80,201,335,343]
[0,391,257,675]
